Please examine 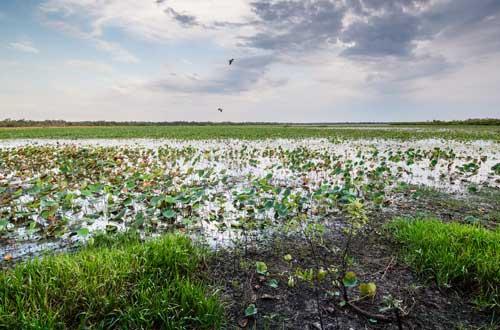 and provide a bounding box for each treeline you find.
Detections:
[391,119,500,126]
[0,119,388,127]
[0,118,498,127]
[0,119,286,127]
